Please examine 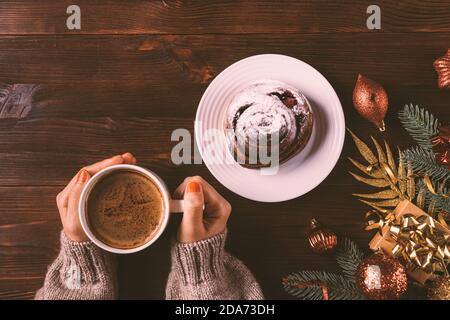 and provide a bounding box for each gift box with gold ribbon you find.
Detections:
[368,200,450,284]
